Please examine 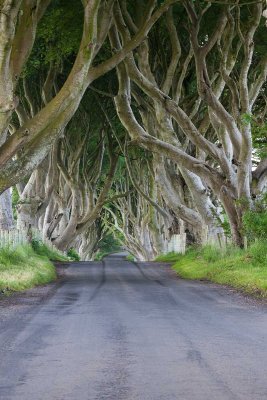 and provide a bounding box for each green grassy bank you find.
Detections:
[156,240,267,297]
[0,242,68,293]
